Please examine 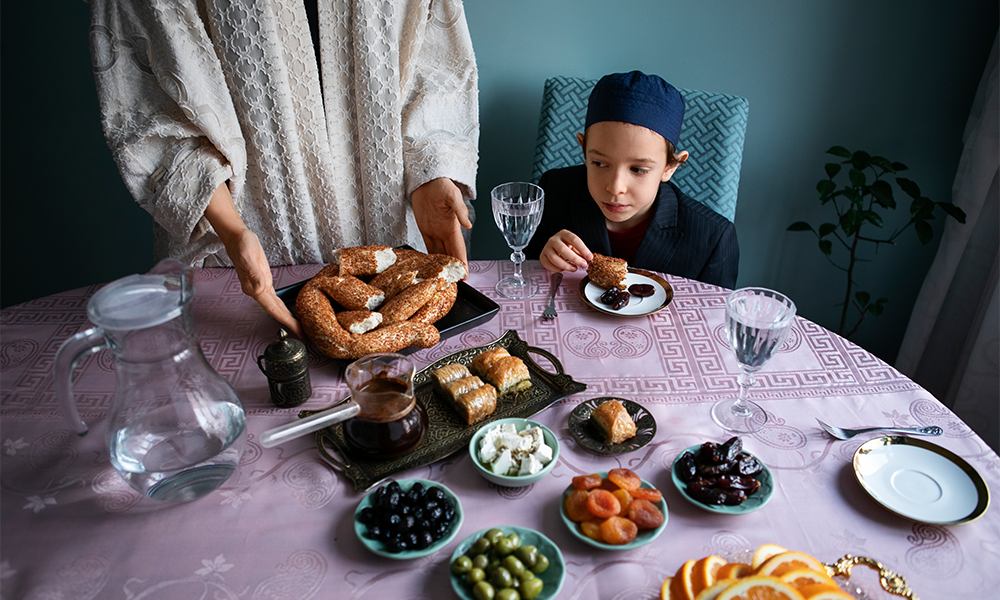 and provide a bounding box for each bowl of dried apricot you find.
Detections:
[560,468,668,550]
